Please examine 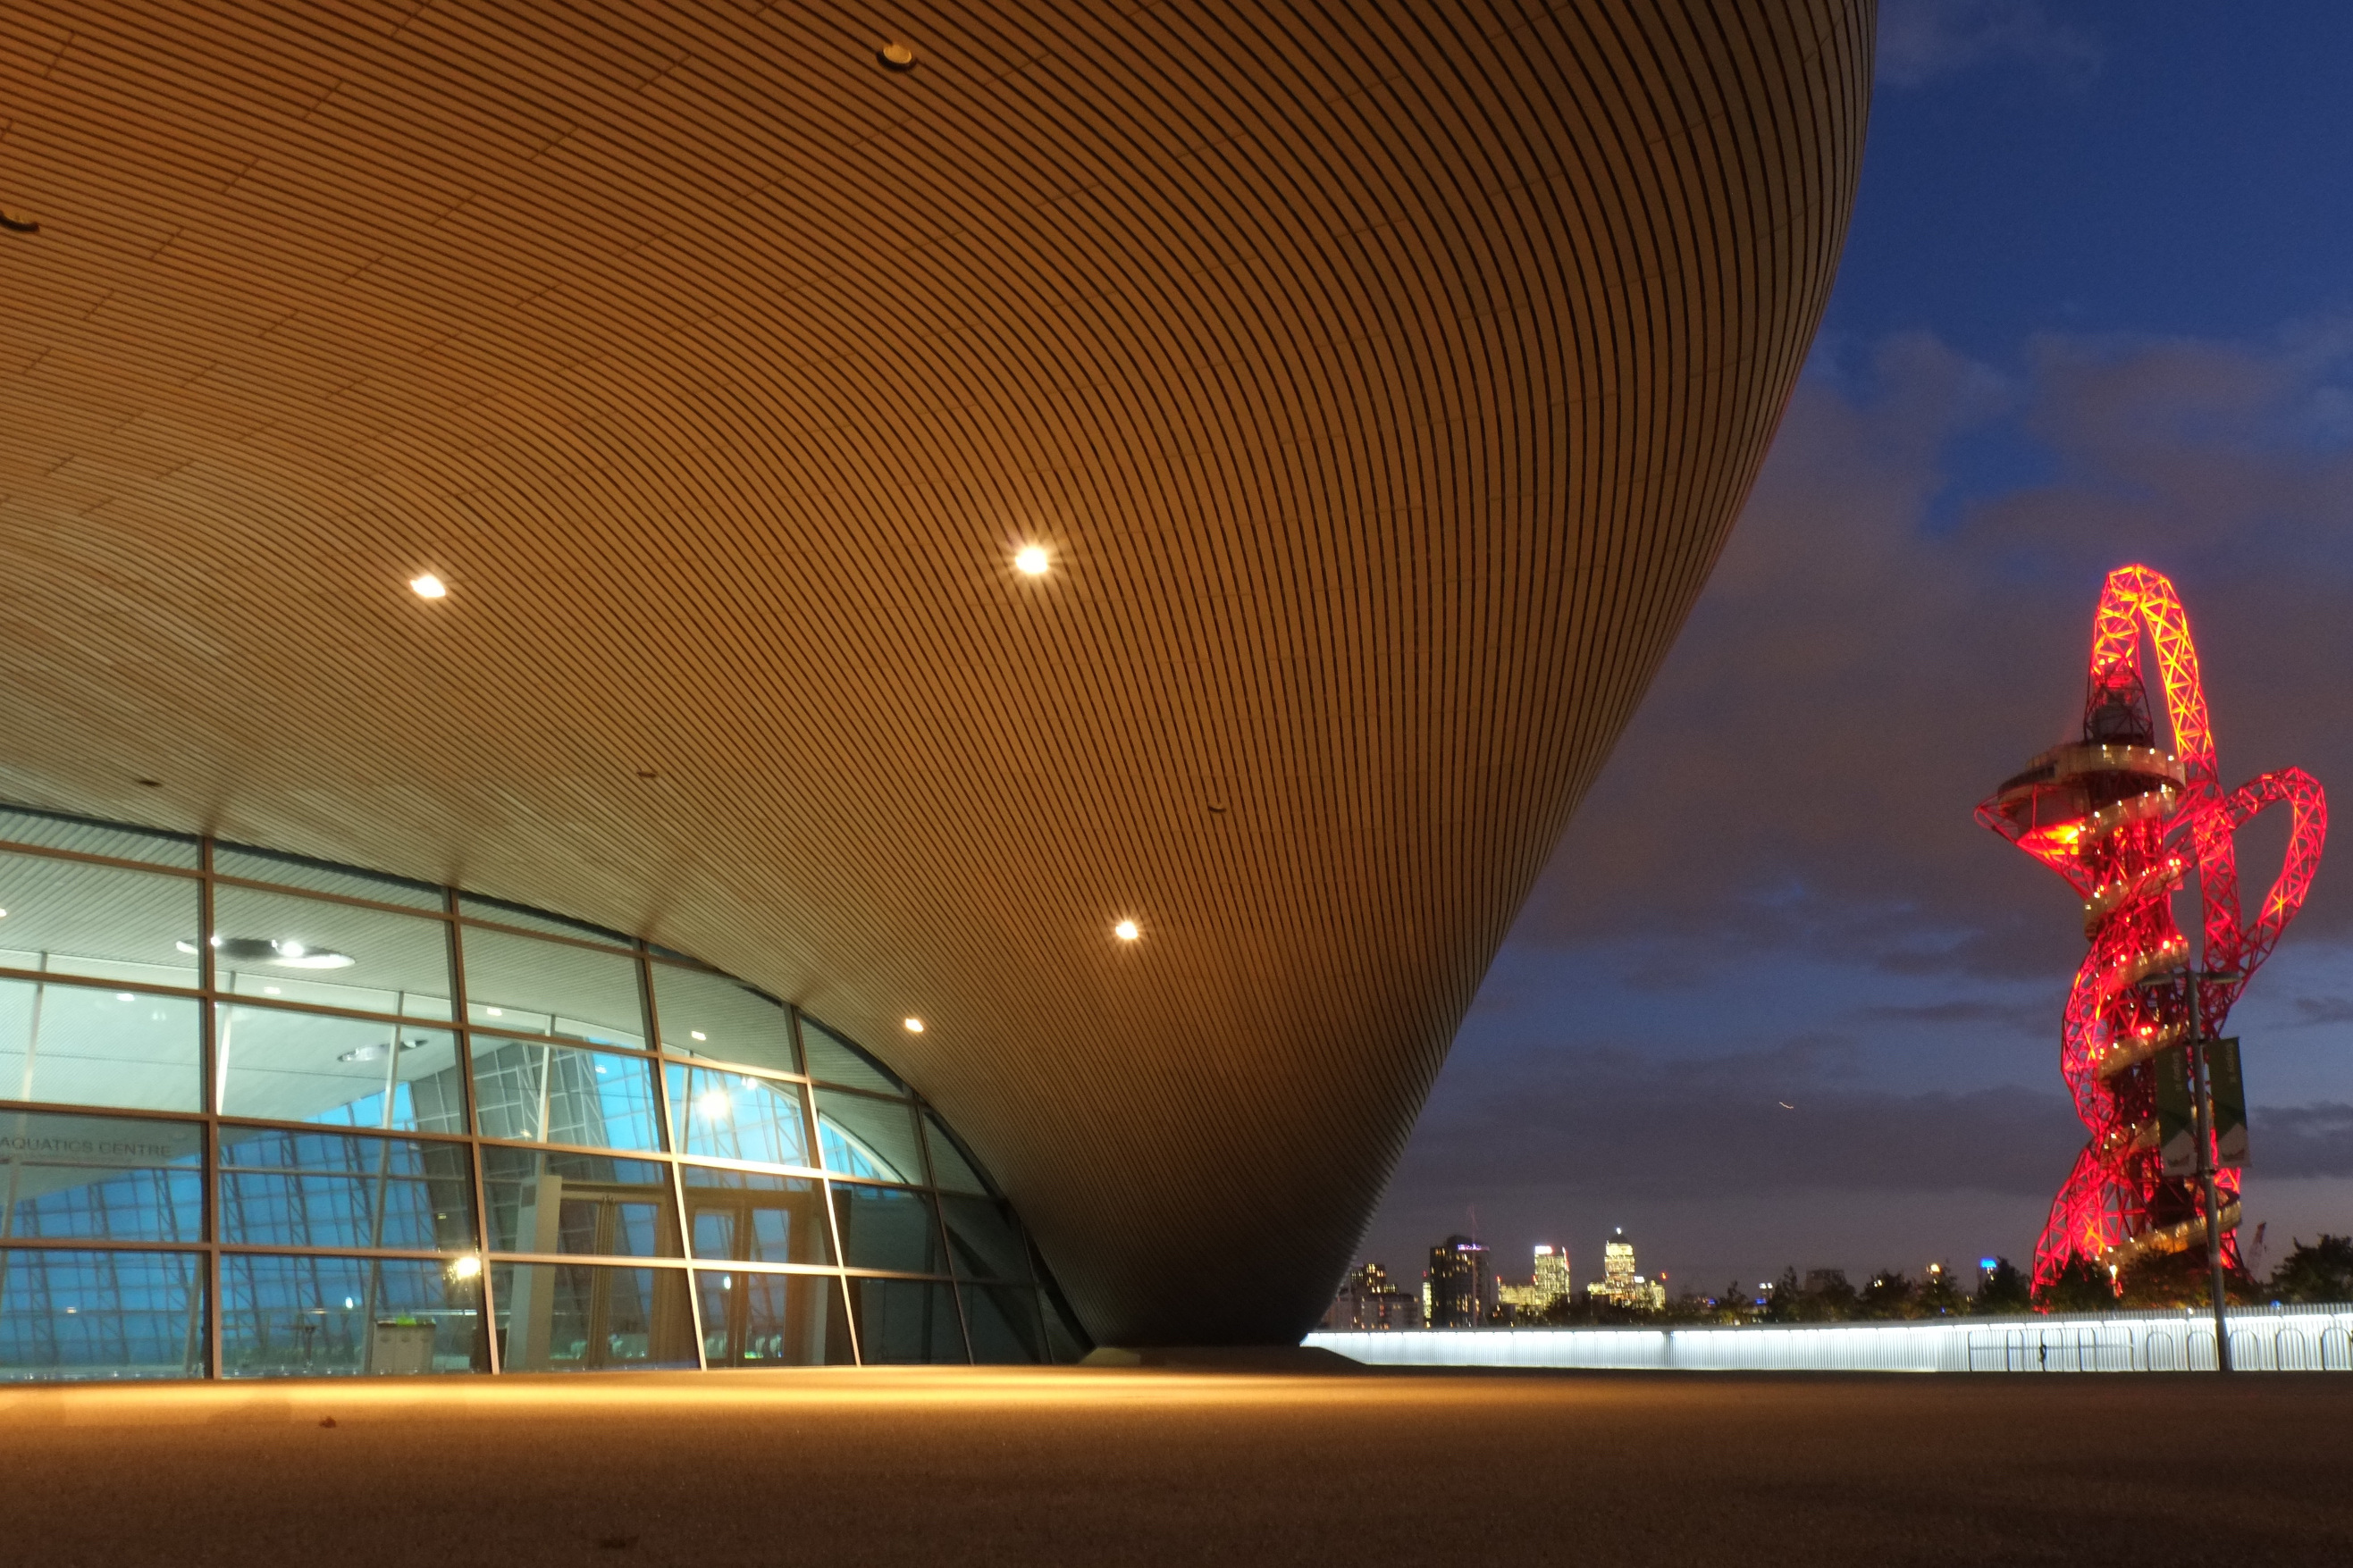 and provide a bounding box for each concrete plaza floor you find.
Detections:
[4,1366,2349,1564]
